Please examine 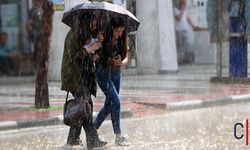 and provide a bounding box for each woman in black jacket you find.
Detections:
[61,12,106,149]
